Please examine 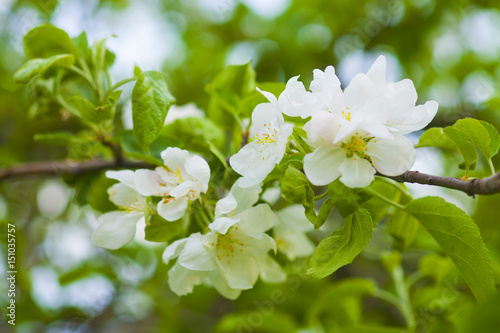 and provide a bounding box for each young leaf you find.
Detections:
[327,180,373,218]
[14,54,75,84]
[72,31,88,58]
[443,126,478,173]
[205,62,256,114]
[145,214,182,242]
[307,209,373,279]
[406,196,495,302]
[23,24,80,59]
[454,118,496,160]
[132,71,175,152]
[480,120,500,157]
[416,127,456,149]
[280,165,316,225]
